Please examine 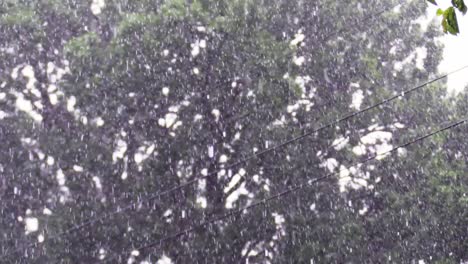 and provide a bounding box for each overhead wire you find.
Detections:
[0,0,451,259]
[106,116,468,262]
[4,65,468,260]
